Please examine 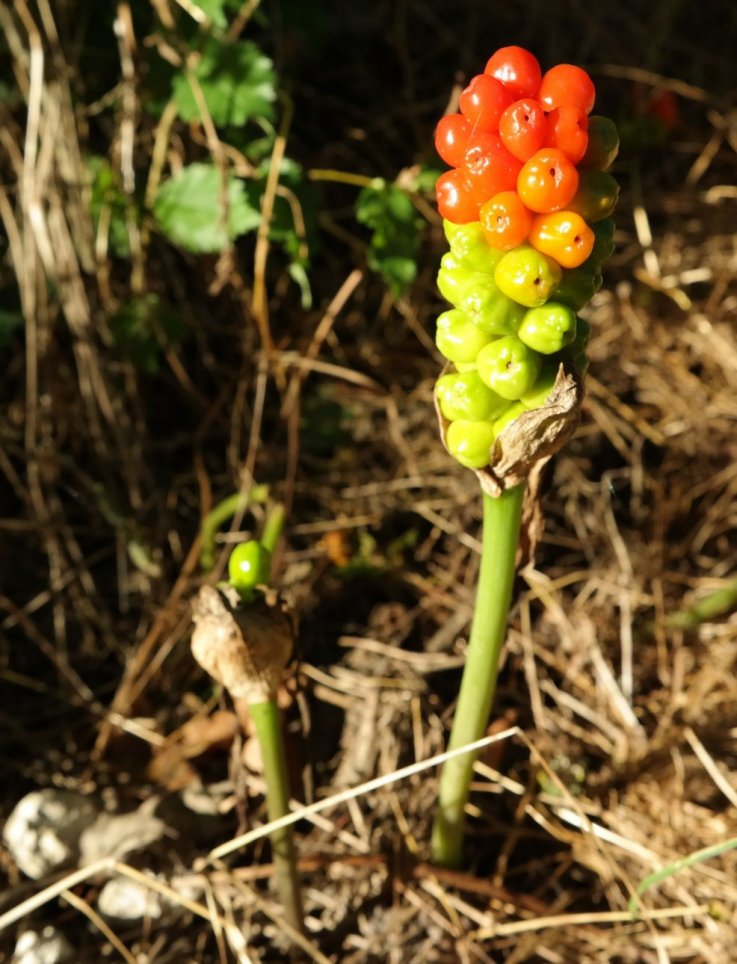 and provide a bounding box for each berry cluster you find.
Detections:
[433,46,619,470]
